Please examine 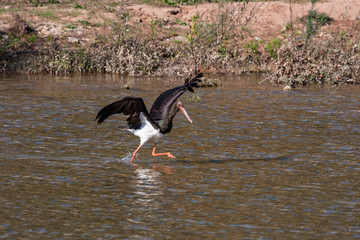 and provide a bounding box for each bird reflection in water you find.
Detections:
[131,164,174,206]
